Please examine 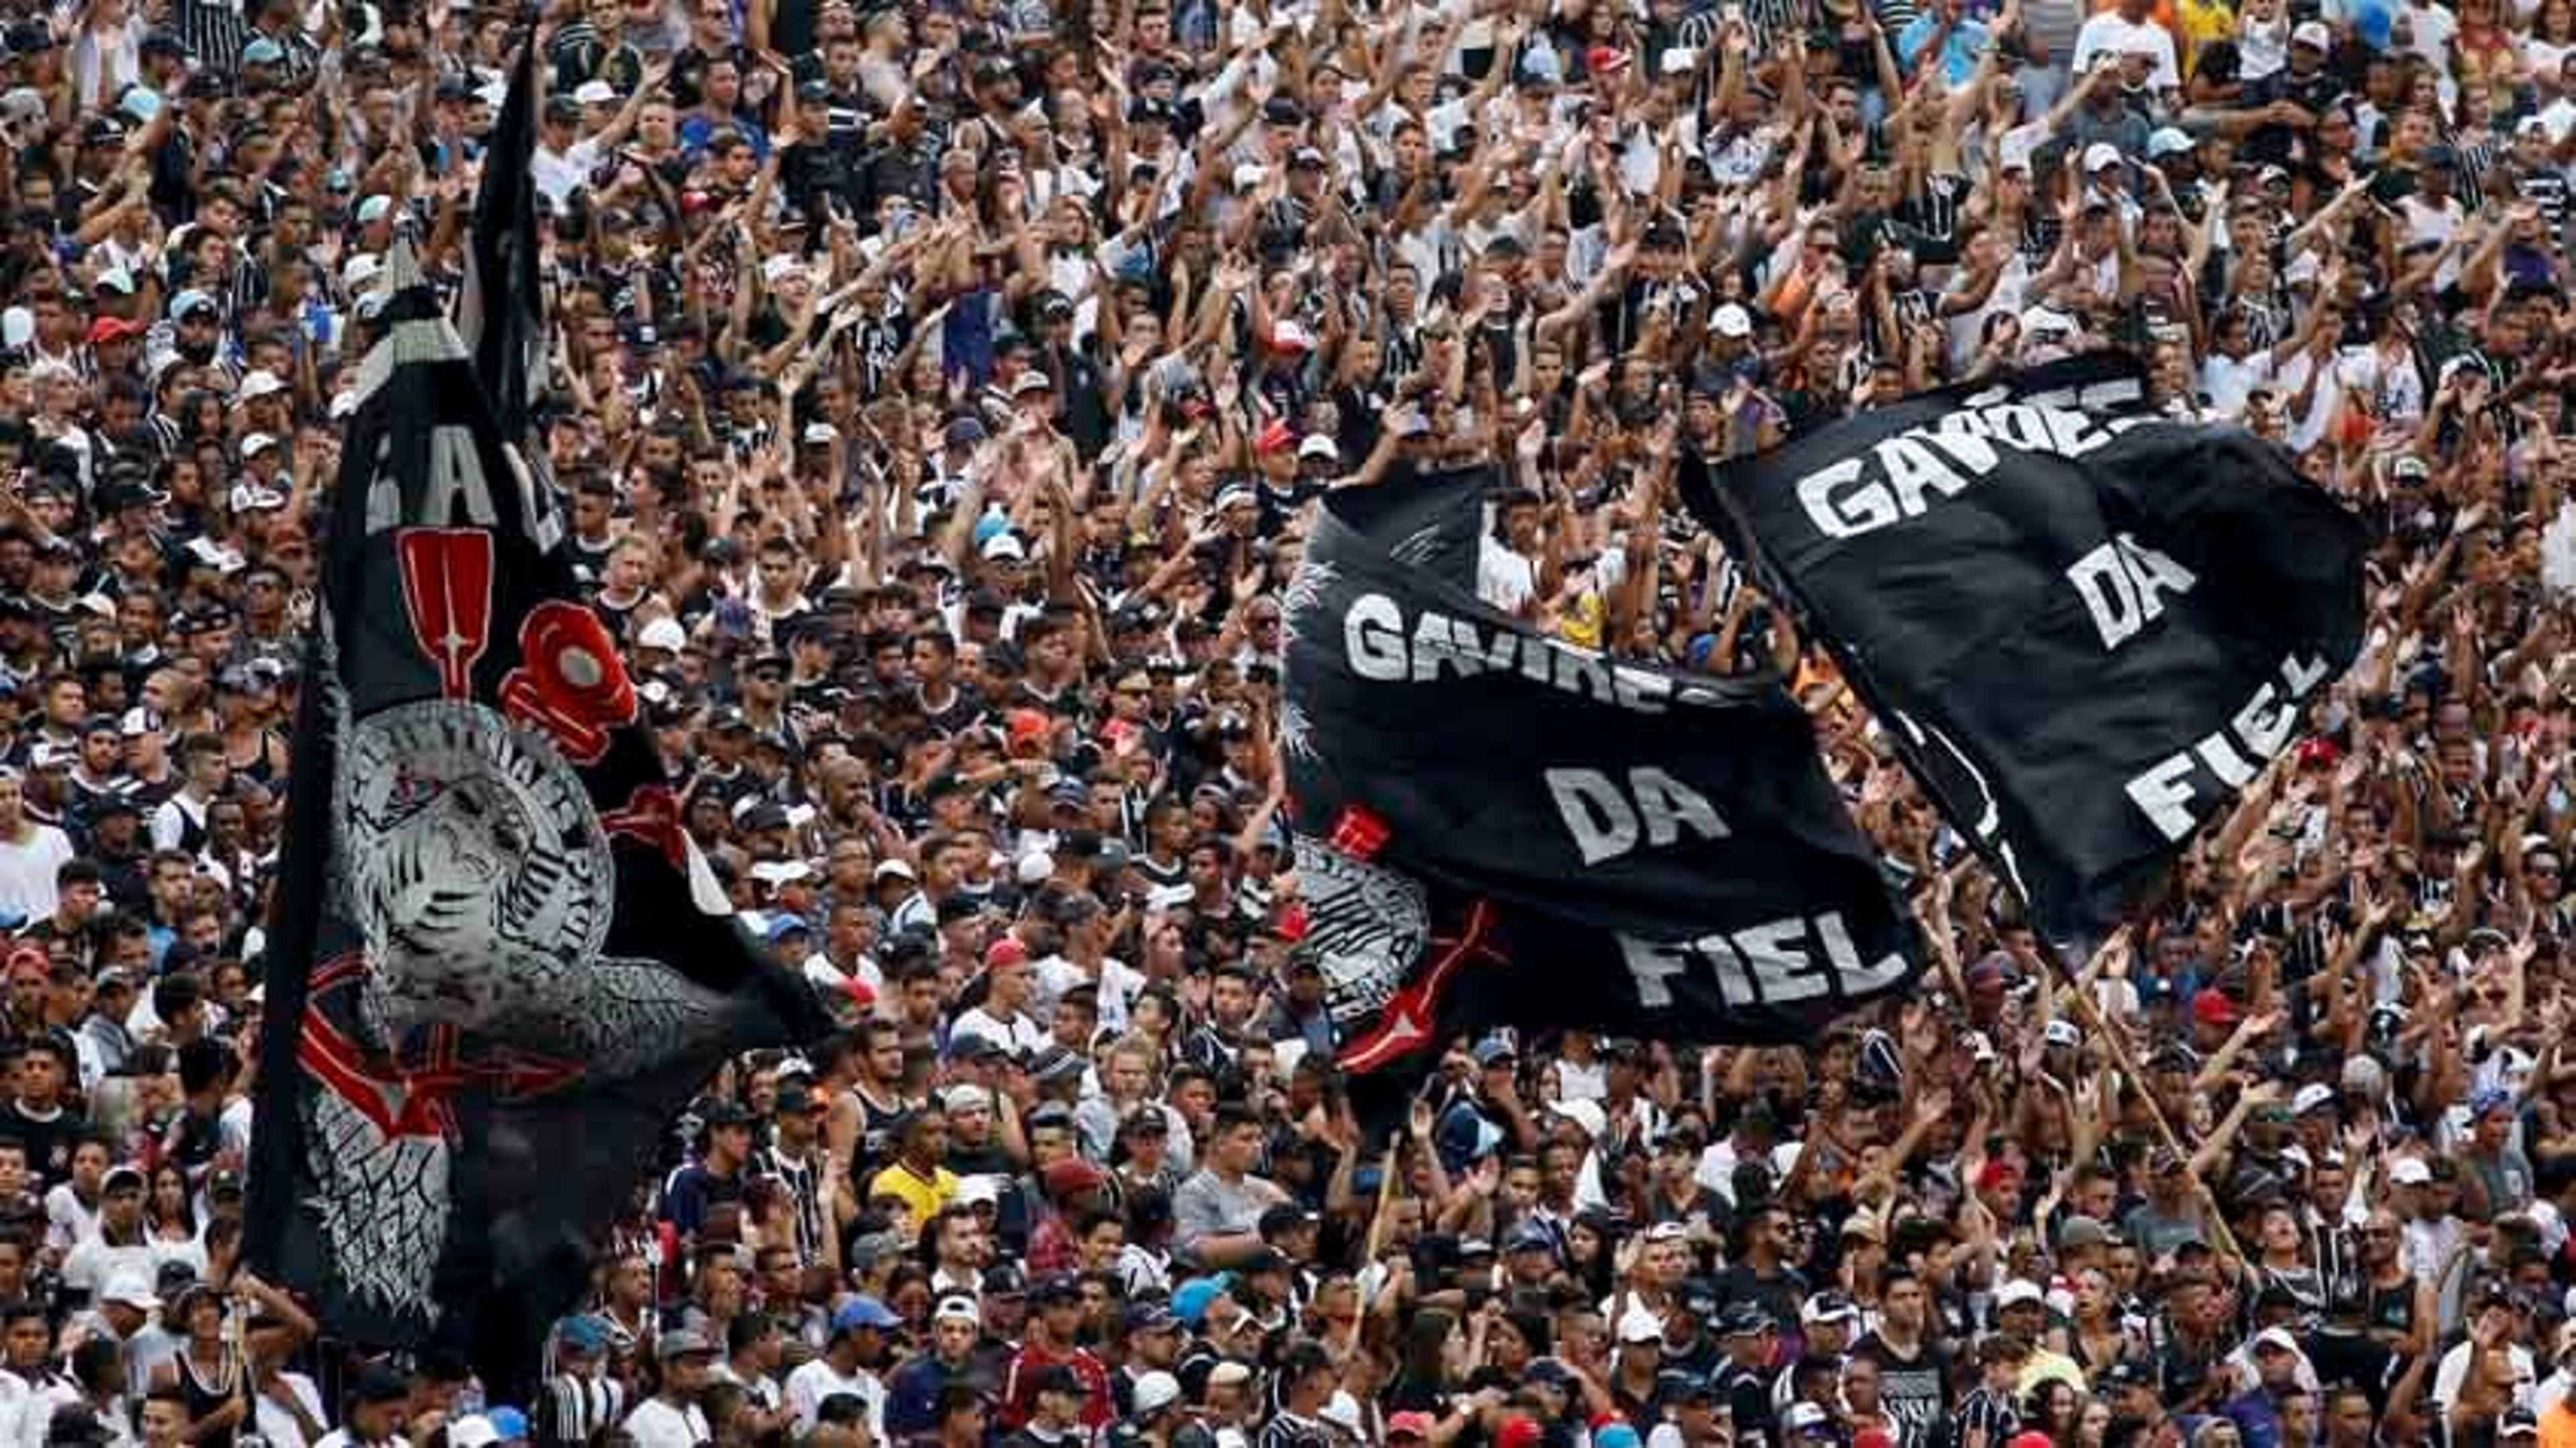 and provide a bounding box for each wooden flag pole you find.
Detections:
[2036,931,2247,1265]
[1360,1144,1402,1267]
